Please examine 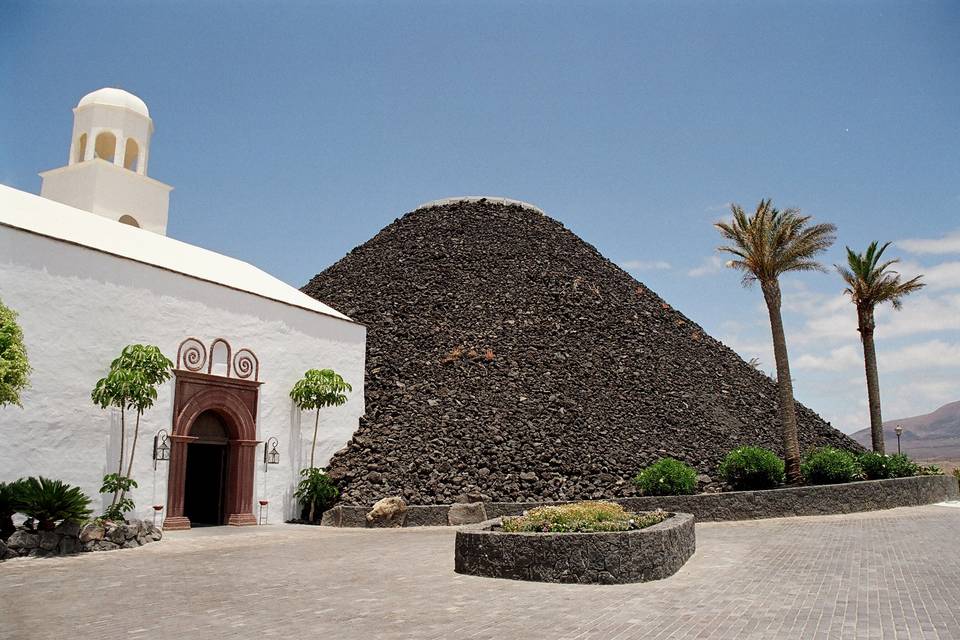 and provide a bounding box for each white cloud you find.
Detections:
[620,259,672,271]
[705,202,732,213]
[898,229,960,255]
[794,345,861,372]
[795,339,960,374]
[875,293,960,338]
[879,339,960,372]
[688,255,726,277]
[897,260,960,292]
